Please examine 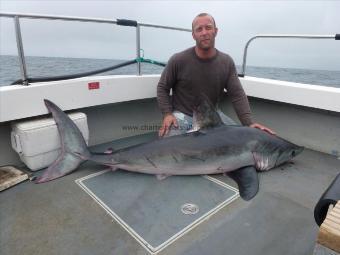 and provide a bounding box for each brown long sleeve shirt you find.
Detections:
[157,47,253,126]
